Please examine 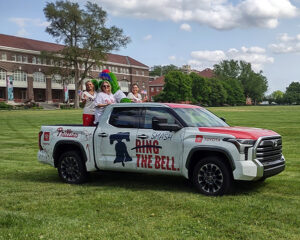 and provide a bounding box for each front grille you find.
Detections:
[256,137,282,162]
[255,136,285,177]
